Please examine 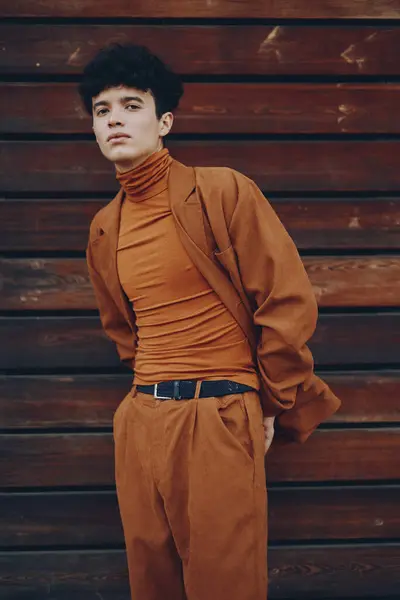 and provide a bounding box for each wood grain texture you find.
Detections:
[0,317,122,371]
[0,375,131,429]
[1,429,399,487]
[1,486,399,547]
[326,372,400,423]
[0,546,399,599]
[1,198,399,252]
[2,140,400,193]
[268,544,400,598]
[0,433,115,487]
[1,314,399,371]
[0,199,100,252]
[3,83,400,134]
[1,372,399,430]
[266,428,400,483]
[2,256,400,310]
[5,0,400,18]
[0,550,130,600]
[1,24,400,75]
[269,486,400,541]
